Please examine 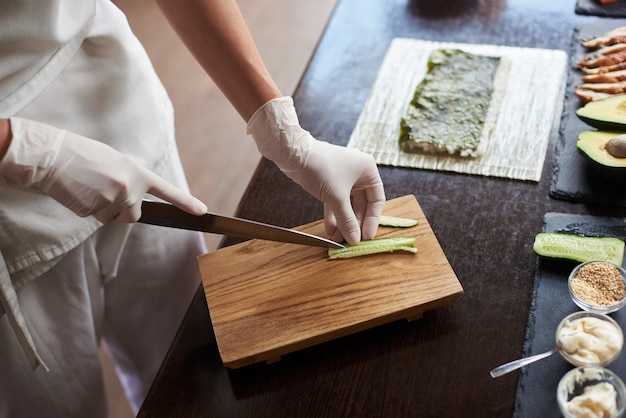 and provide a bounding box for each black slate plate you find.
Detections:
[550,22,626,208]
[513,213,626,418]
[576,0,626,18]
